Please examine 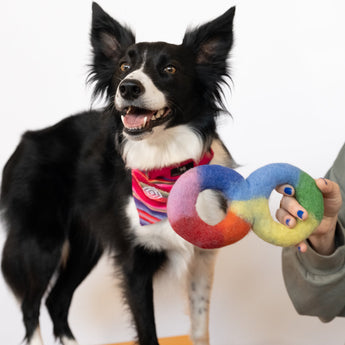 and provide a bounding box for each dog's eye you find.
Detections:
[120,63,131,72]
[164,65,177,74]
